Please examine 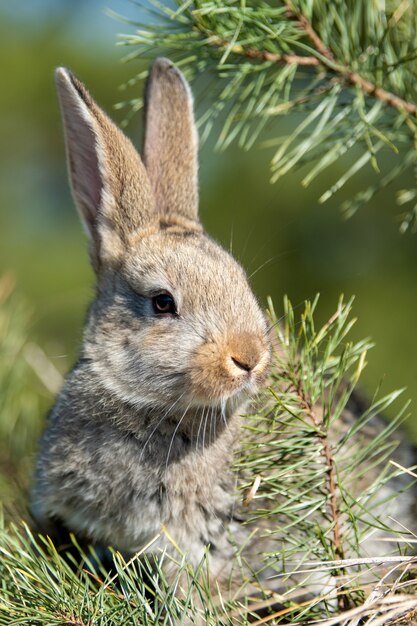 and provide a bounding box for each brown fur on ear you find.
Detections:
[143,58,199,224]
[55,67,155,270]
